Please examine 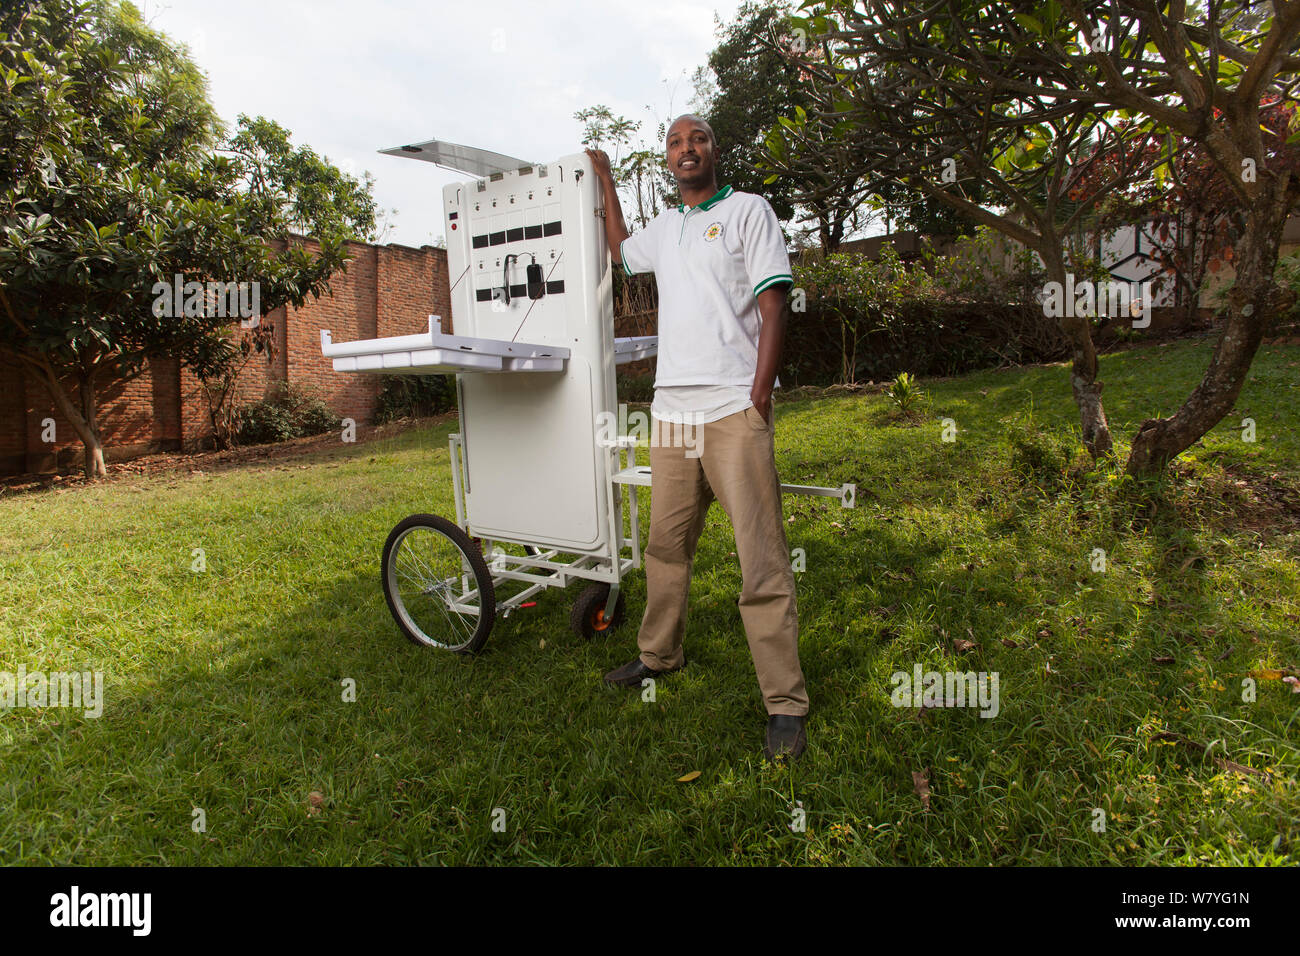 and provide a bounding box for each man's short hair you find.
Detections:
[667,114,717,149]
